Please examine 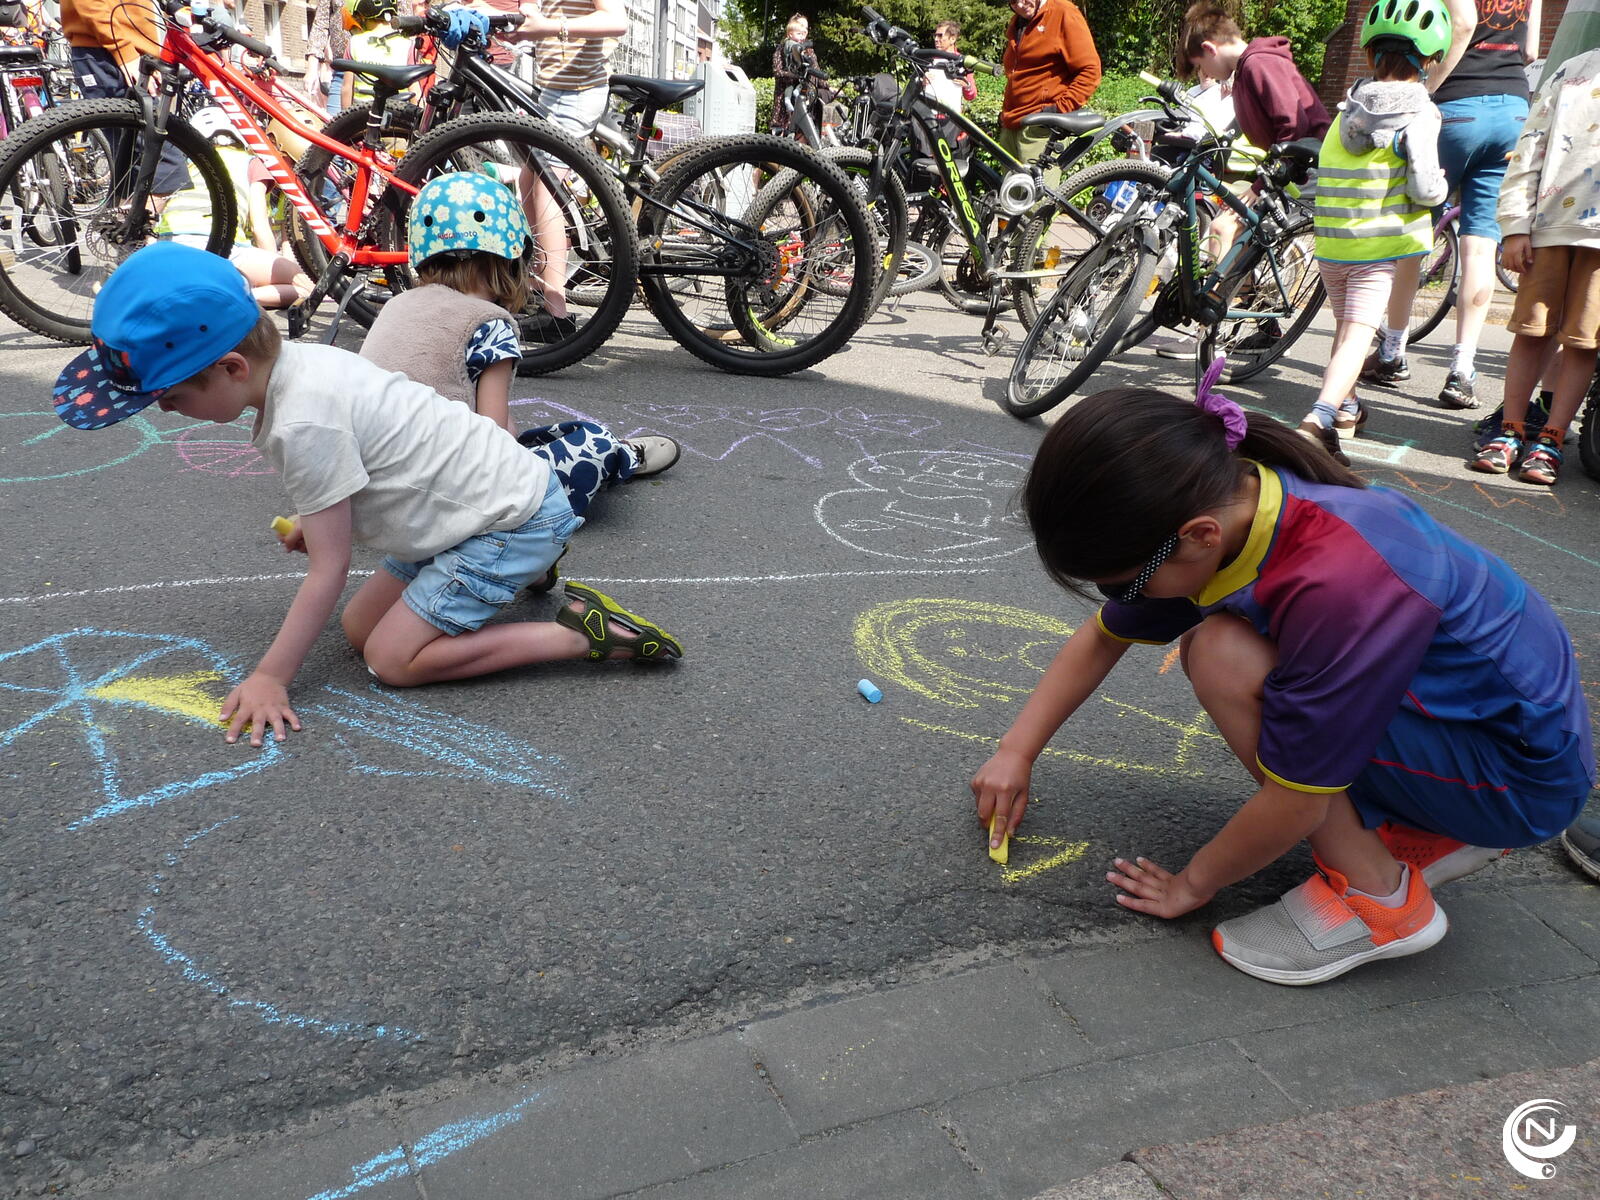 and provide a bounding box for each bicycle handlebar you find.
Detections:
[393,11,526,35]
[963,55,1001,77]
